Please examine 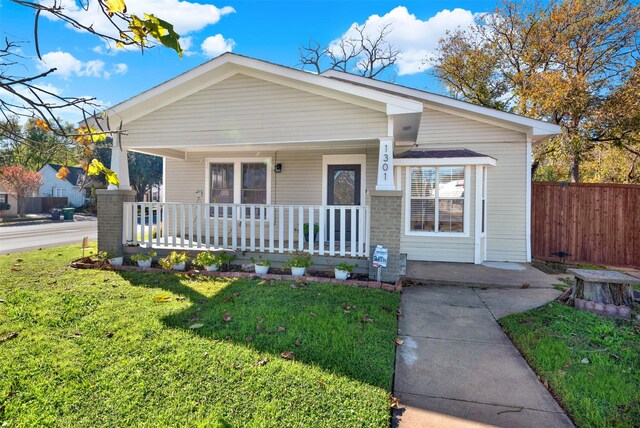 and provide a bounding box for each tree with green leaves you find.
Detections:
[433,0,640,182]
